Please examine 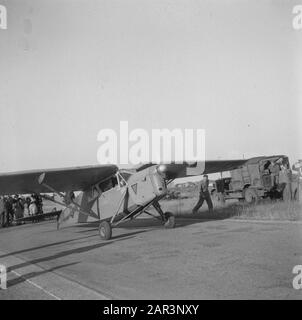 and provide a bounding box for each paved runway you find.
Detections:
[0,216,302,299]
